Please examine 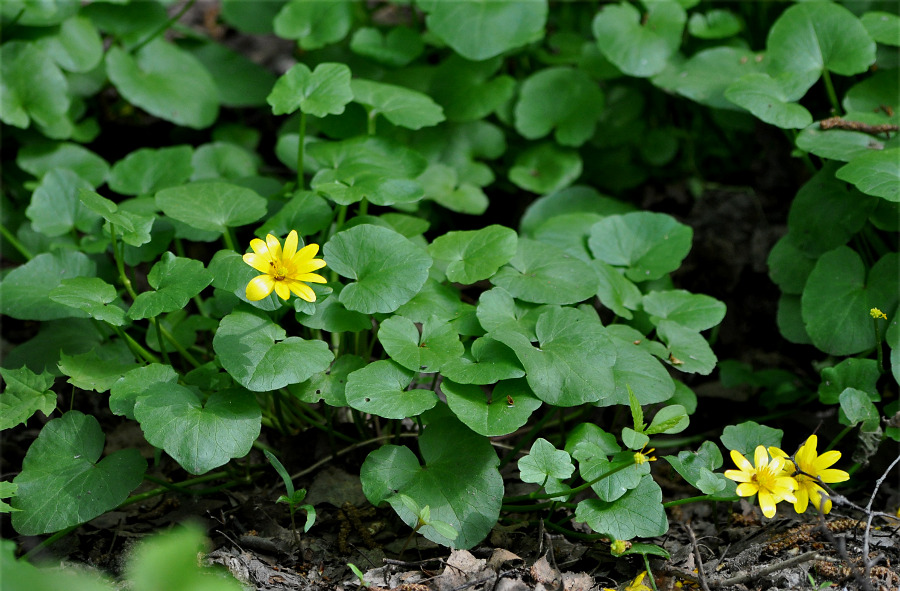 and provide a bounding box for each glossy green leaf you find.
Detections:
[109,363,179,420]
[412,120,506,188]
[588,212,693,282]
[26,169,99,237]
[127,253,213,320]
[514,67,604,146]
[796,115,896,162]
[663,441,734,498]
[38,15,103,73]
[188,41,277,108]
[720,421,783,459]
[428,225,517,285]
[108,145,194,196]
[214,310,334,392]
[836,149,900,202]
[309,137,427,206]
[429,55,515,122]
[58,341,138,393]
[256,191,332,238]
[646,404,689,435]
[508,143,582,194]
[420,0,547,61]
[2,319,102,377]
[440,337,525,385]
[787,164,877,256]
[296,284,371,333]
[725,73,813,129]
[441,378,540,437]
[767,3,875,84]
[533,213,604,262]
[79,190,154,247]
[0,367,56,430]
[325,224,432,314]
[378,315,464,374]
[641,290,726,332]
[492,307,616,407]
[0,42,69,132]
[520,186,633,236]
[361,405,502,549]
[290,354,365,406]
[687,9,742,39]
[491,238,598,305]
[861,12,900,46]
[134,385,261,474]
[274,0,352,49]
[49,277,126,326]
[190,142,260,181]
[655,320,716,375]
[350,27,423,67]
[818,358,881,405]
[476,286,546,341]
[267,62,352,117]
[11,411,145,535]
[519,438,575,485]
[802,248,899,356]
[593,1,686,77]
[106,40,219,129]
[767,235,816,294]
[0,250,96,321]
[575,475,668,540]
[351,79,445,130]
[604,340,675,407]
[156,181,267,233]
[17,142,109,188]
[838,388,880,432]
[652,46,762,110]
[345,359,436,419]
[843,71,899,115]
